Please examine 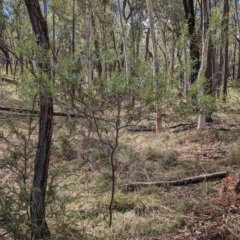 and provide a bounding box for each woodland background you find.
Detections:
[0,0,240,239]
